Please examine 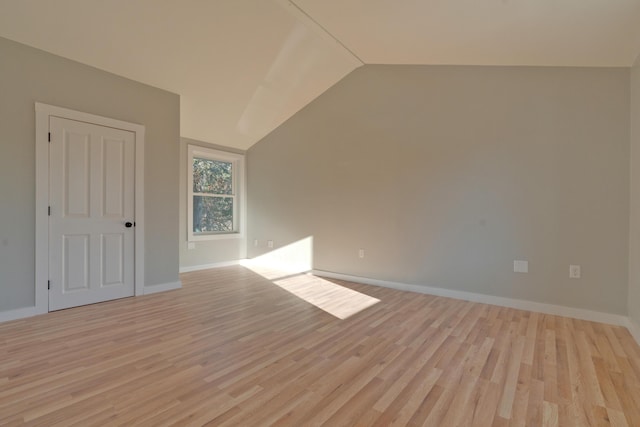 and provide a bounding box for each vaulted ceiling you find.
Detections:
[1,0,639,150]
